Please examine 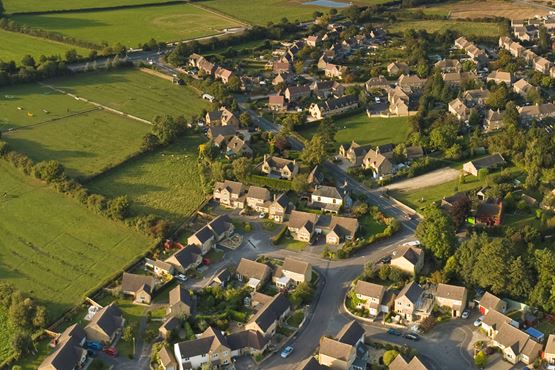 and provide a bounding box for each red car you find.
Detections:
[103,347,118,357]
